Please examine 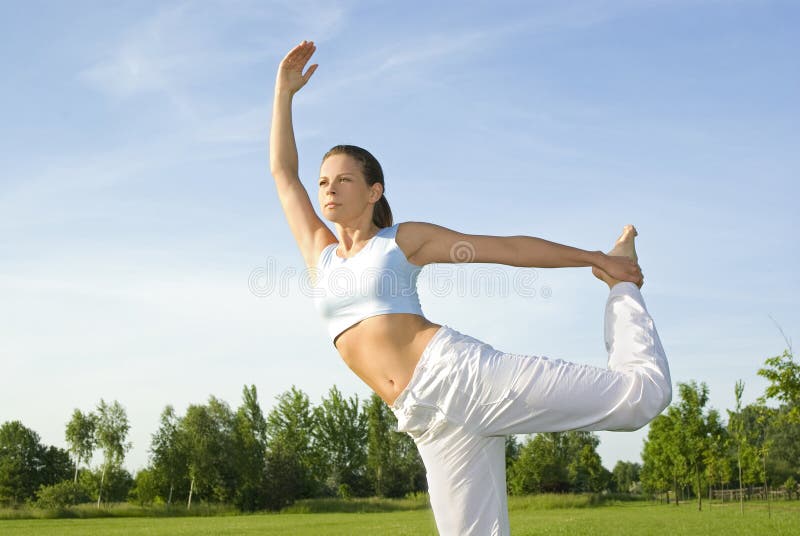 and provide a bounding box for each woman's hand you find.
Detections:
[598,254,644,286]
[276,40,318,95]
